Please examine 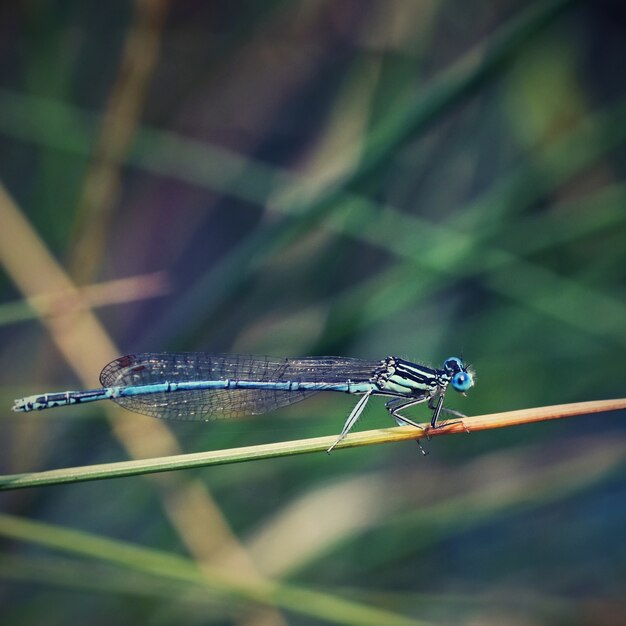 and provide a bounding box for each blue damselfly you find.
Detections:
[13,353,474,451]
